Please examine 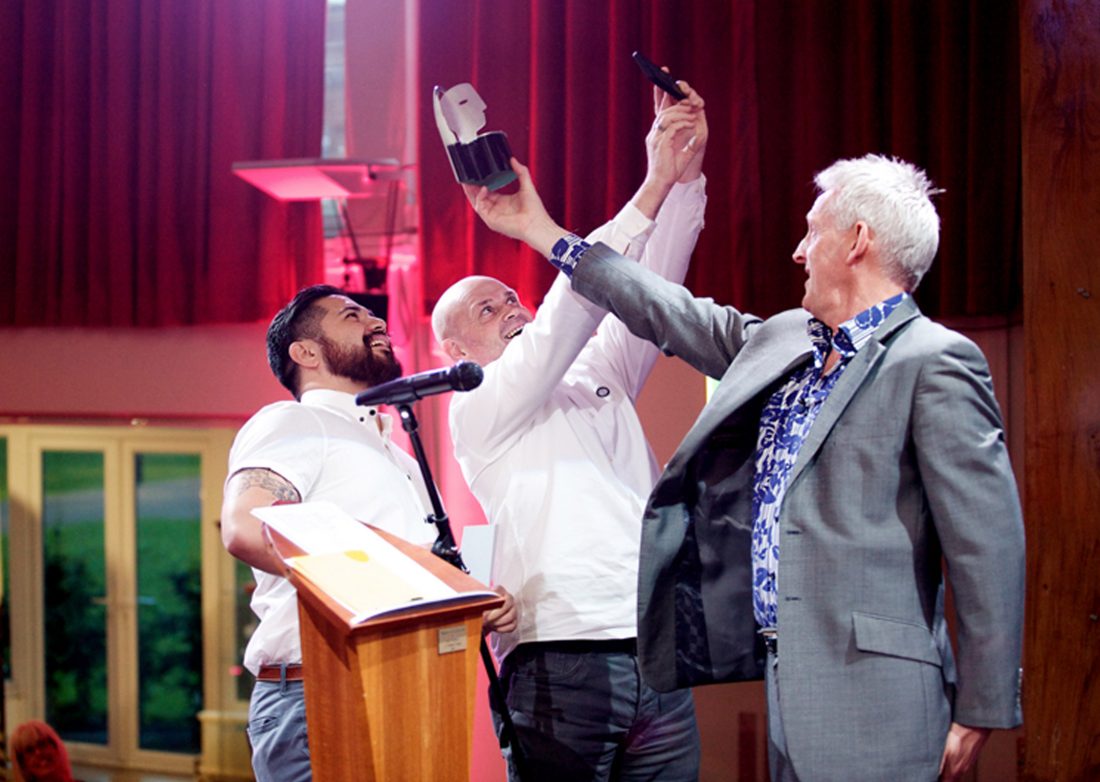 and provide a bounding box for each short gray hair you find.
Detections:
[814,154,942,290]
